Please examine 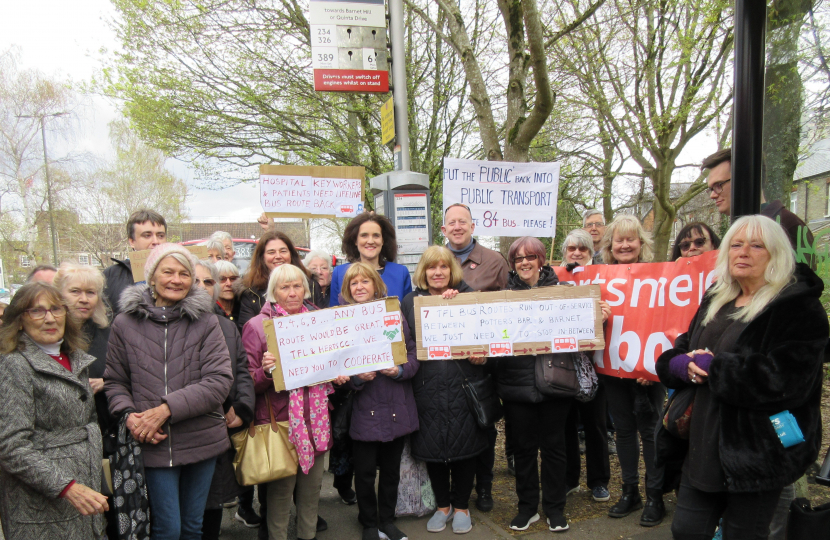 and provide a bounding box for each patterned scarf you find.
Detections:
[271,302,334,474]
